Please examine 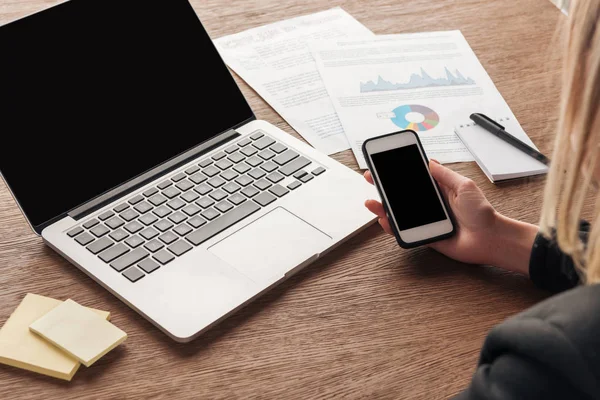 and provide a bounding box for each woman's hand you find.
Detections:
[364,161,538,274]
